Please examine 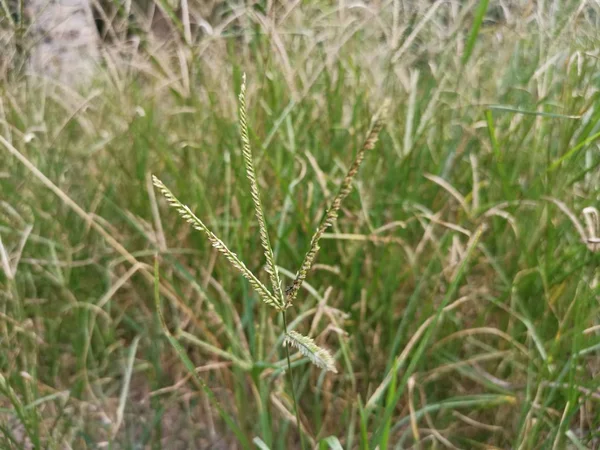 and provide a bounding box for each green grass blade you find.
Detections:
[357,398,369,450]
[488,104,581,119]
[177,330,253,371]
[392,394,516,430]
[379,366,397,450]
[565,430,589,450]
[548,130,600,172]
[461,0,490,67]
